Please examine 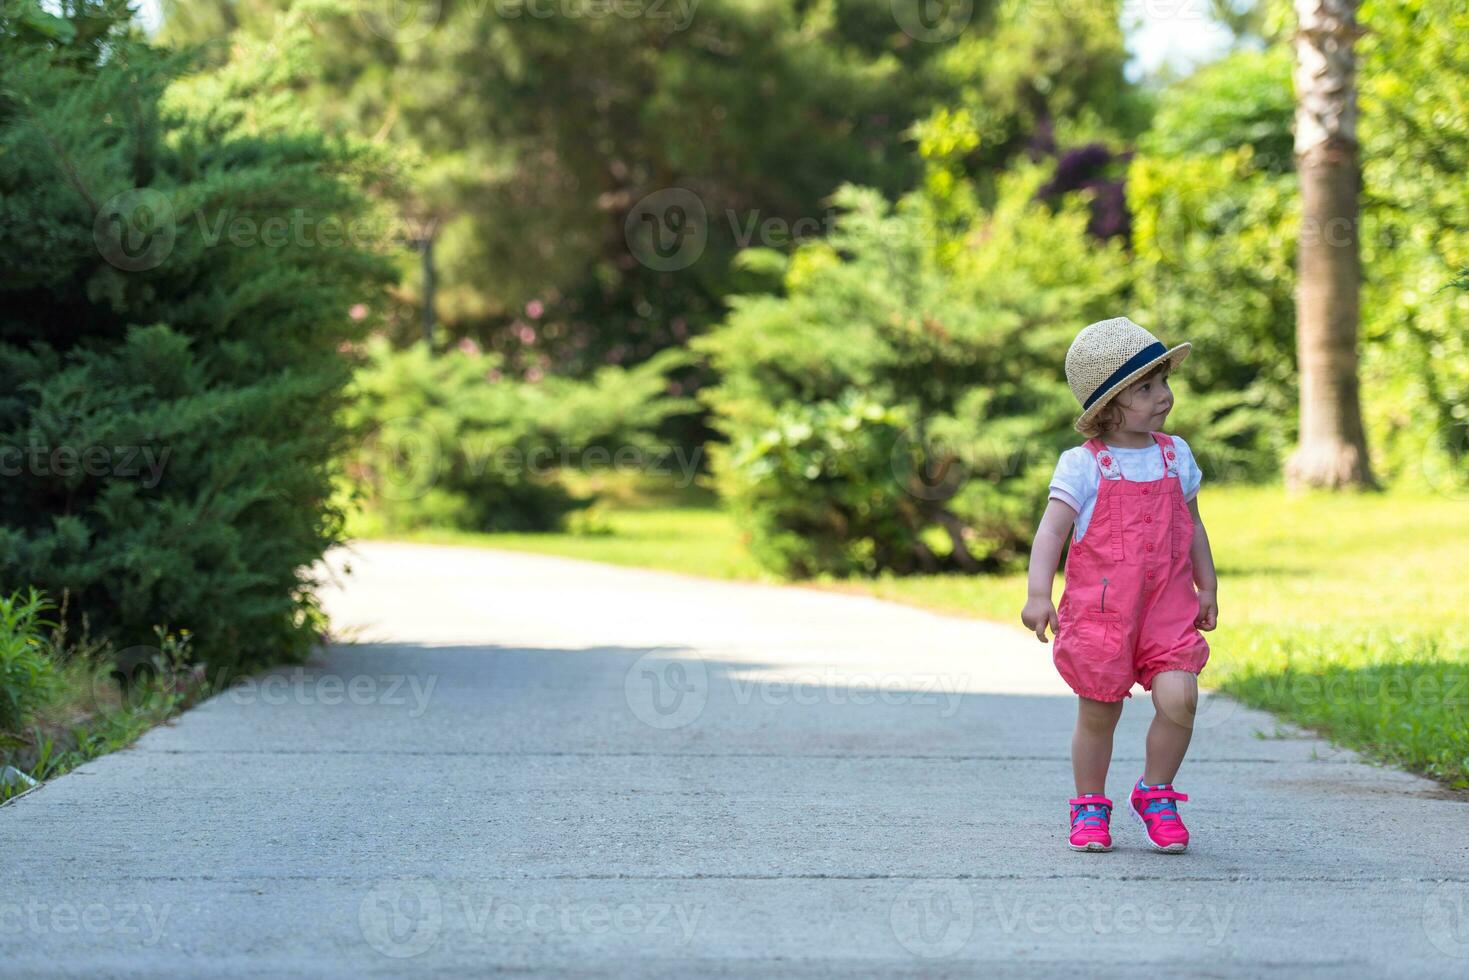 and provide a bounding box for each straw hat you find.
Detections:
[1066,316,1191,435]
